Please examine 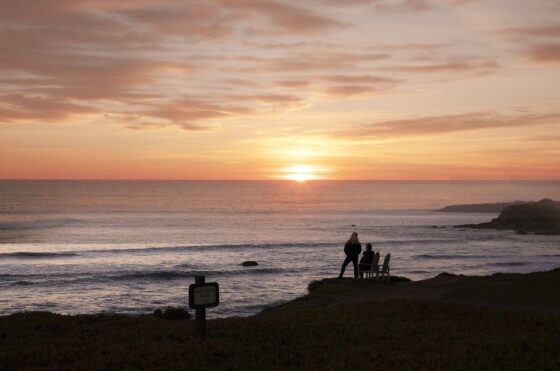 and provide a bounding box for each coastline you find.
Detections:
[2,267,560,369]
[263,268,560,316]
